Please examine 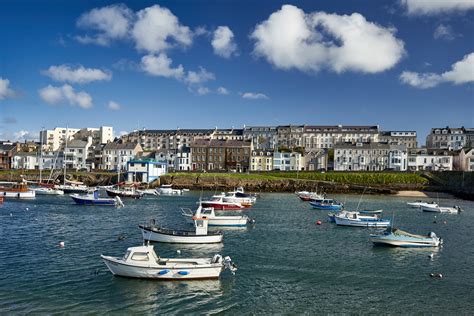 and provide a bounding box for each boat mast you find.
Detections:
[64,127,68,186]
[117,151,121,184]
[39,127,44,184]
